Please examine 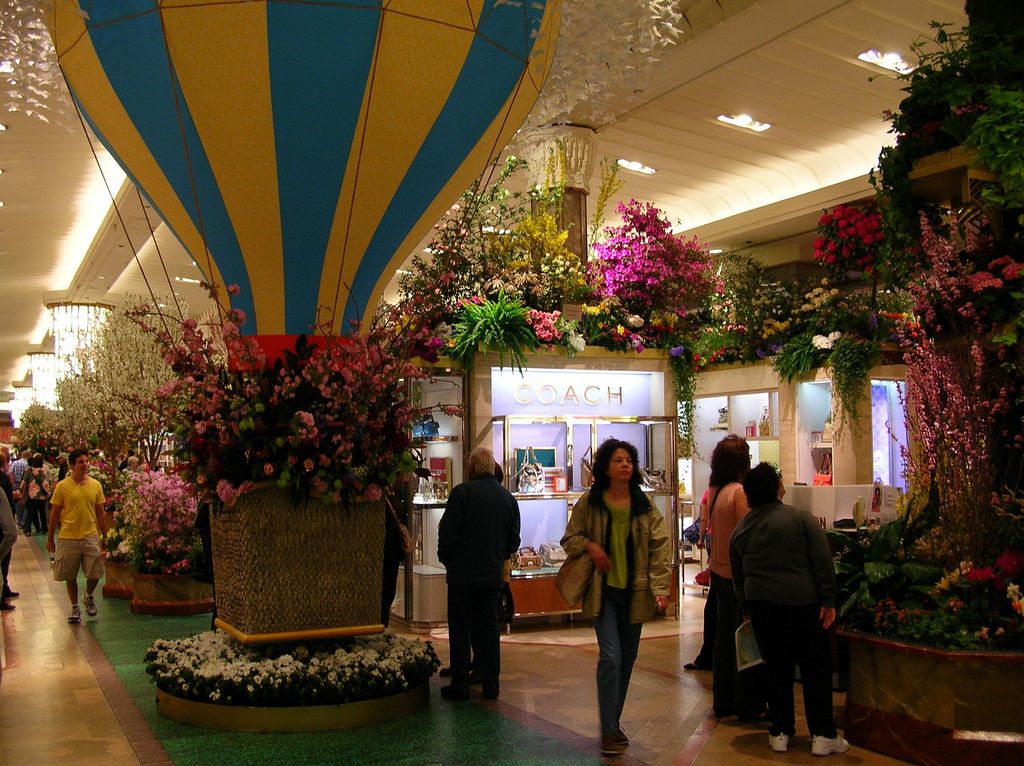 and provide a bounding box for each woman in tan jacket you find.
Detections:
[561,438,671,756]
